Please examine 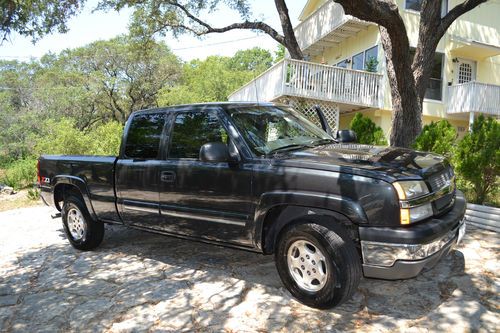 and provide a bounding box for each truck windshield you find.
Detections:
[227,106,335,156]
